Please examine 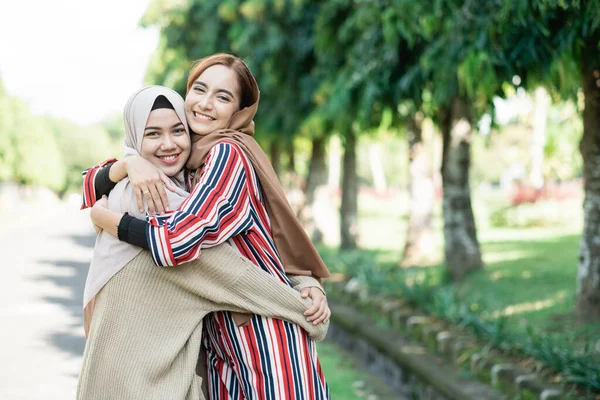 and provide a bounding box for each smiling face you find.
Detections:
[140,108,190,177]
[185,64,241,135]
